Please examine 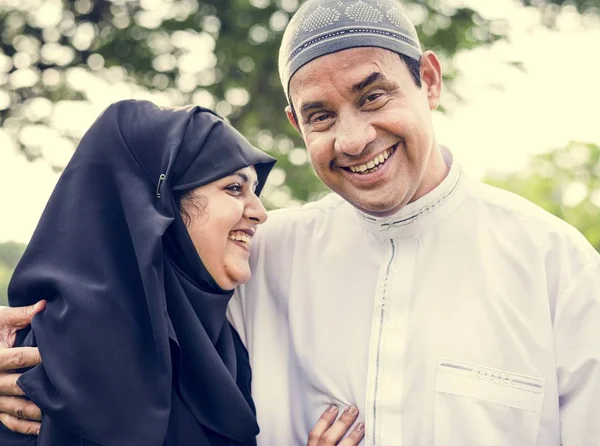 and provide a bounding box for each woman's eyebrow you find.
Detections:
[234,172,259,187]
